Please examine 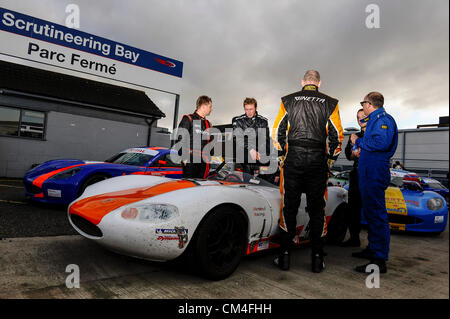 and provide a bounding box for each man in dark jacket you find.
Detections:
[232,98,270,177]
[340,108,366,247]
[176,95,213,179]
[272,70,344,272]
